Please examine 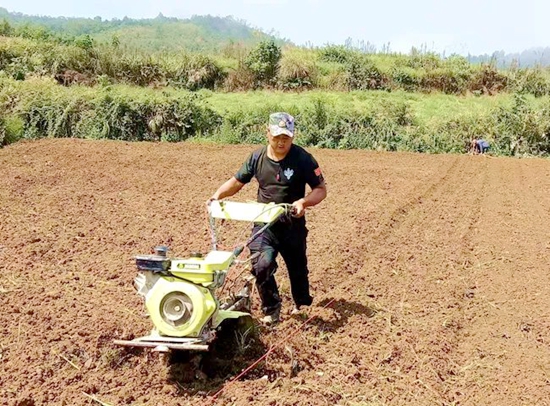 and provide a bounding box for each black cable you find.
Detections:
[161,271,197,285]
